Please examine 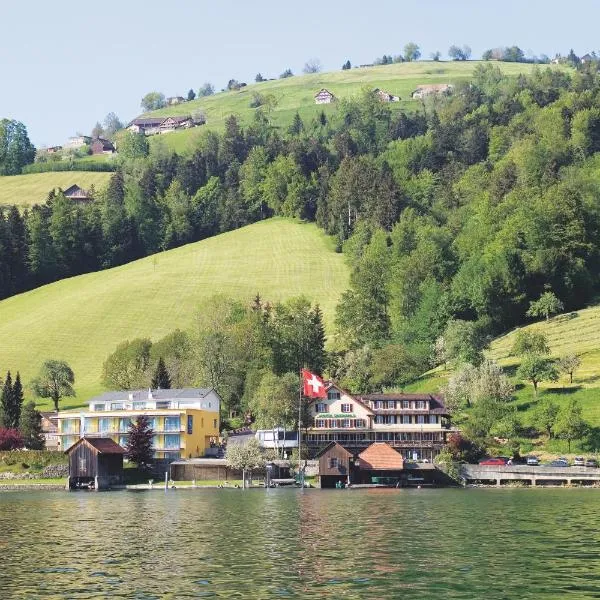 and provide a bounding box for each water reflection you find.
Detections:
[1,488,600,598]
